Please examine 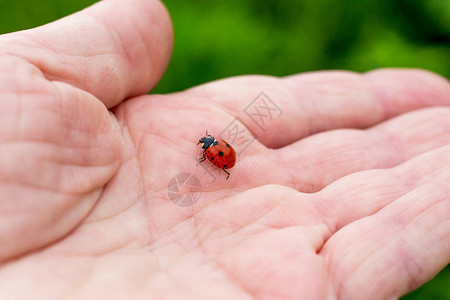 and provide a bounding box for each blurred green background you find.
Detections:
[0,0,449,298]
